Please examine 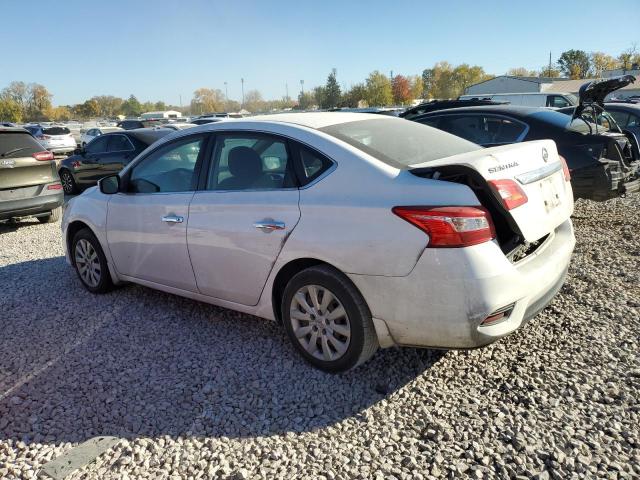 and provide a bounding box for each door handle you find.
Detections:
[162,215,184,224]
[254,220,285,233]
